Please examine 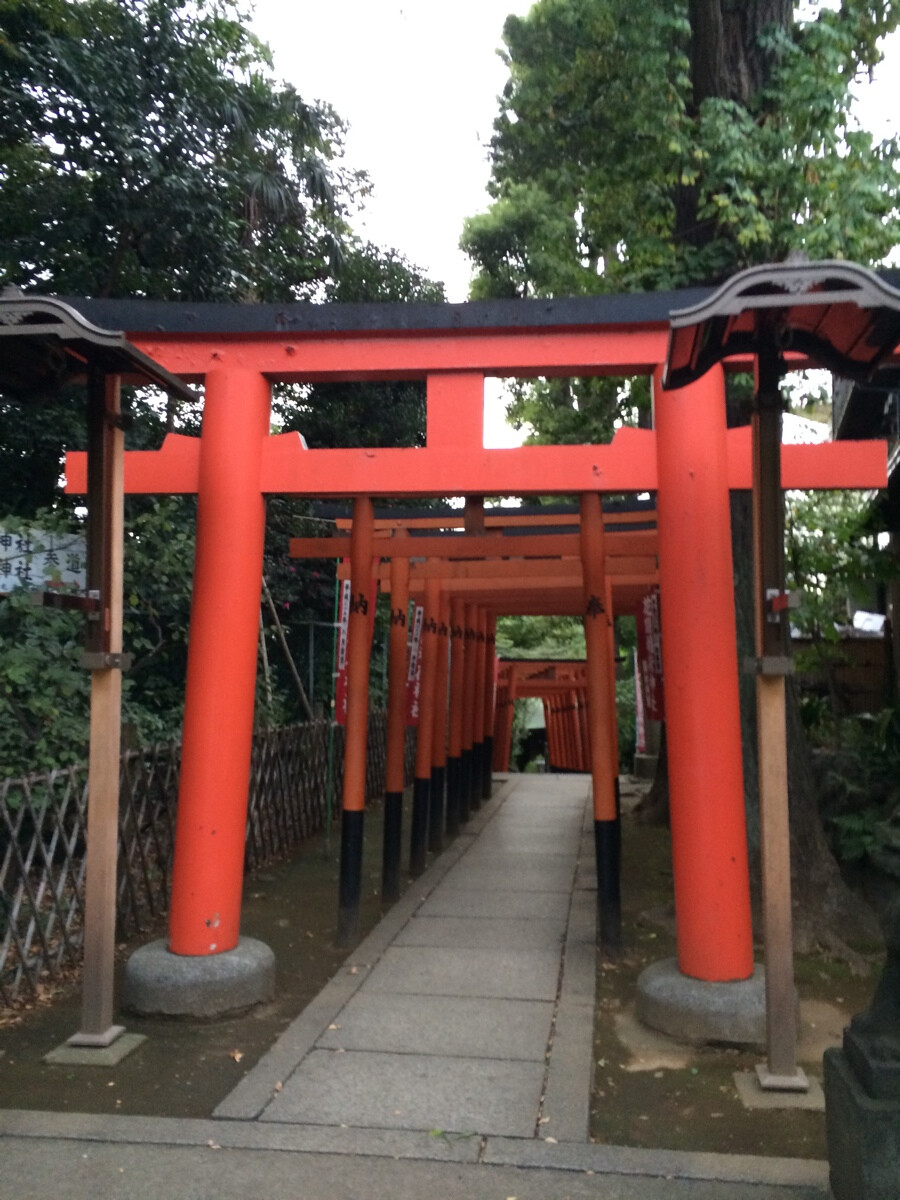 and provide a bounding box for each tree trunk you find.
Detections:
[688,0,793,107]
